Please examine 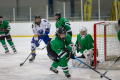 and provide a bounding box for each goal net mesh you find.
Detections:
[94,22,120,69]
